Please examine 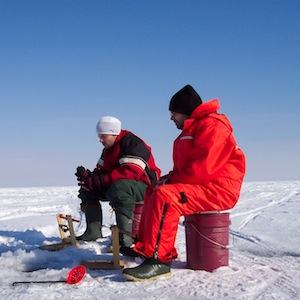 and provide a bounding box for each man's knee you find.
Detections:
[105,180,146,217]
[107,180,146,202]
[109,180,132,192]
[154,184,176,204]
